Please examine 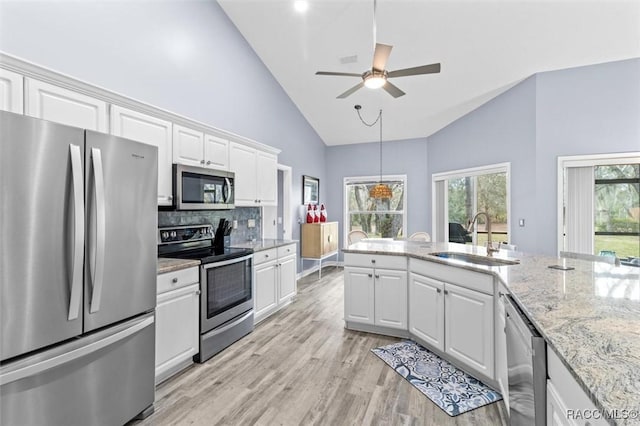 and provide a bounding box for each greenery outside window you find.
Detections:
[594,164,640,260]
[344,175,406,243]
[432,163,510,245]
